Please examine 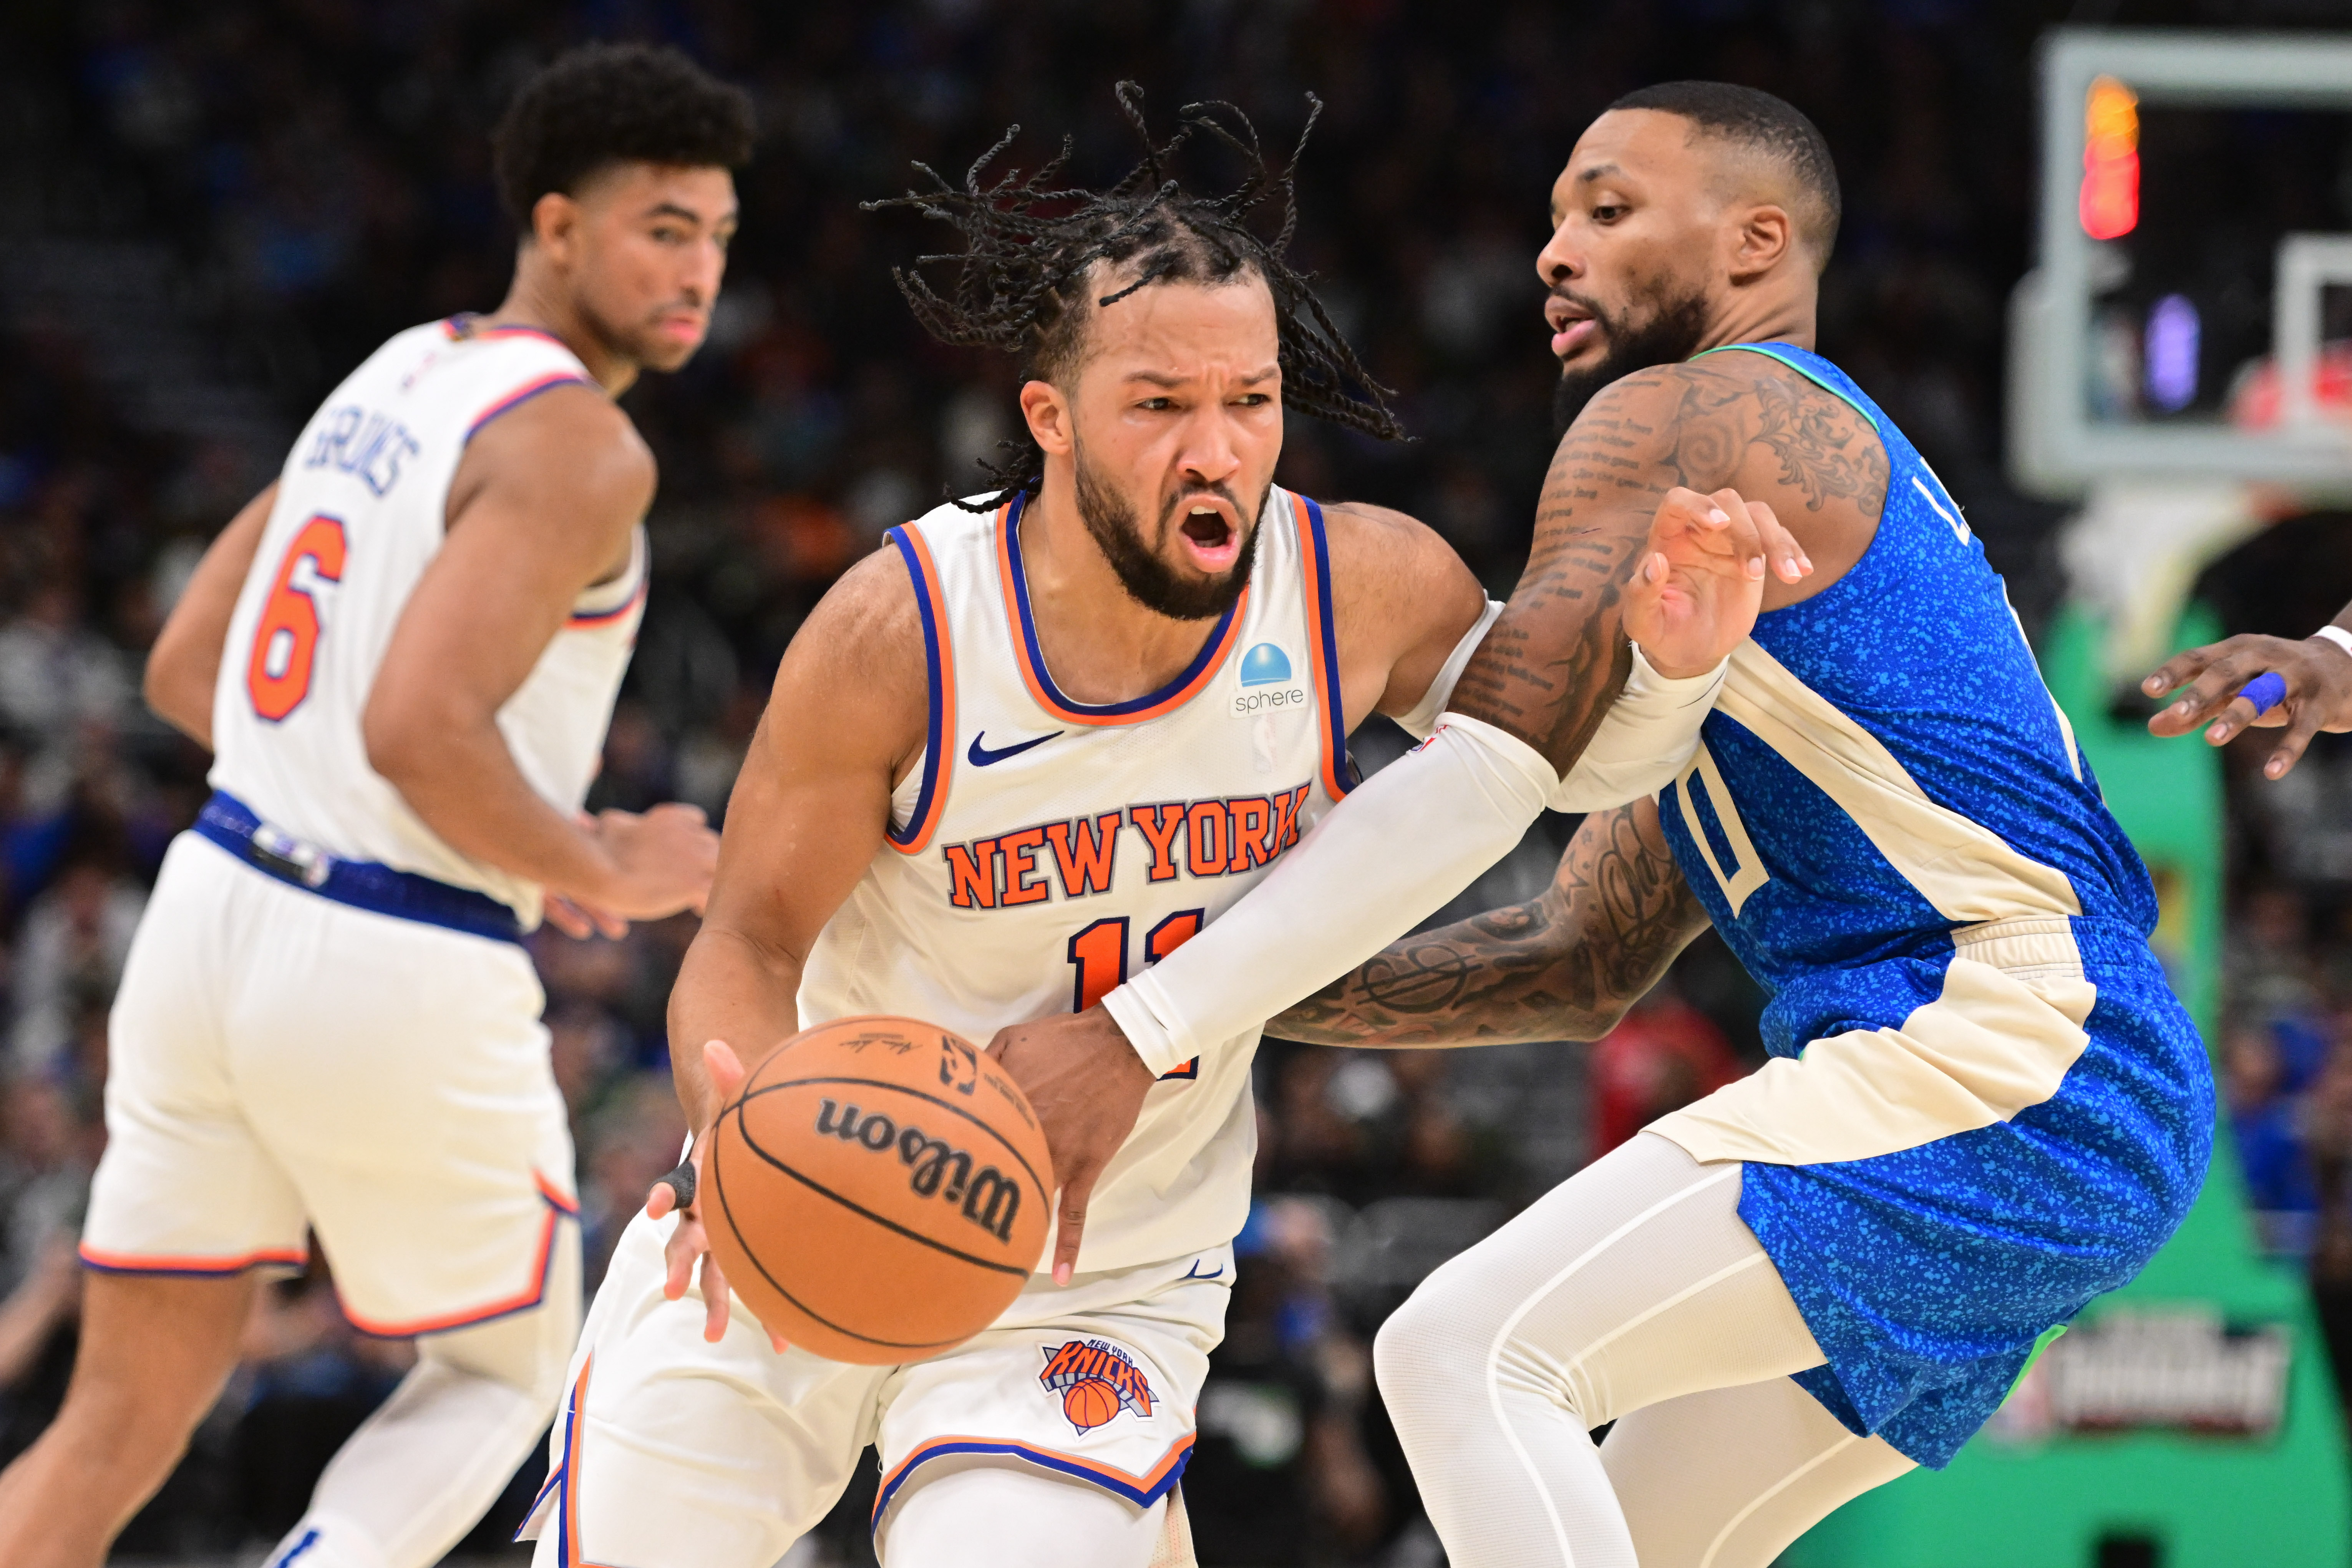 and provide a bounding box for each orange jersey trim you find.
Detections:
[539,1353,631,1568]
[995,495,1247,726]
[78,1243,309,1277]
[1291,493,1353,799]
[339,1173,577,1338]
[872,1429,1195,1530]
[567,574,647,628]
[887,524,957,855]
